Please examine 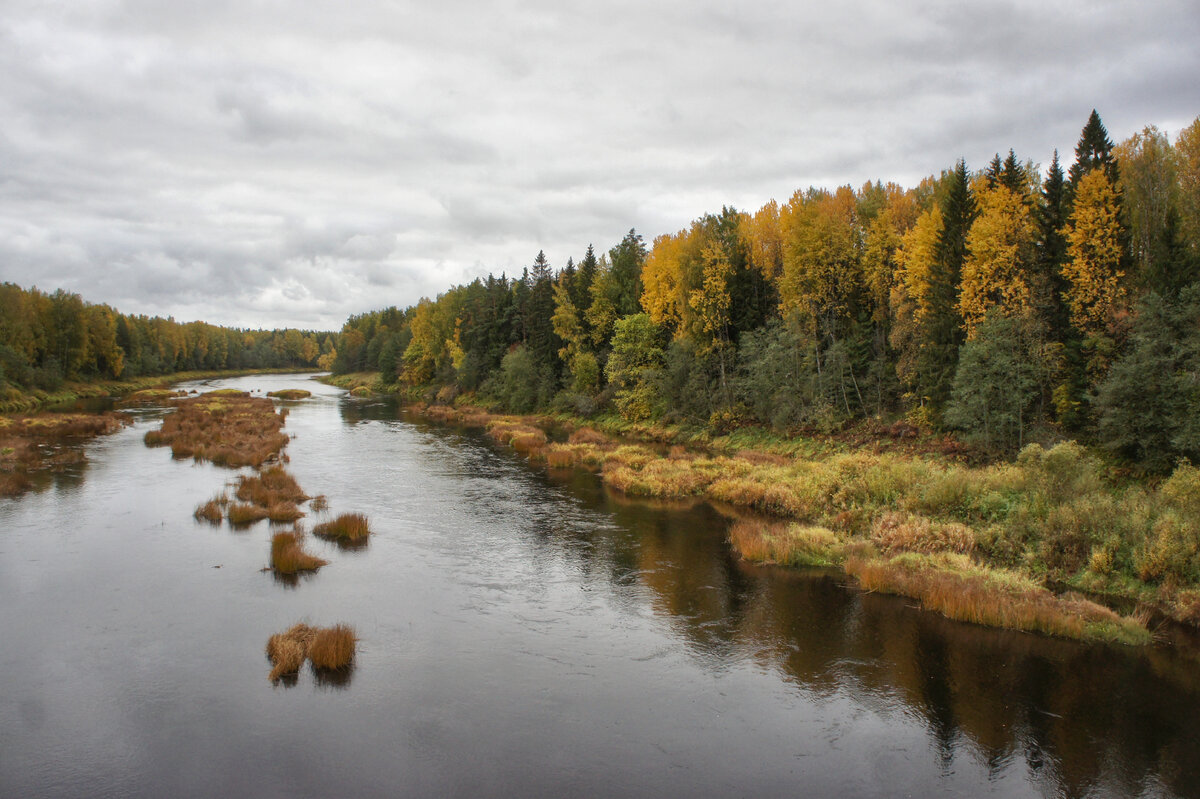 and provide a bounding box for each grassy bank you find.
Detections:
[391,394,1199,644]
[0,368,320,414]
